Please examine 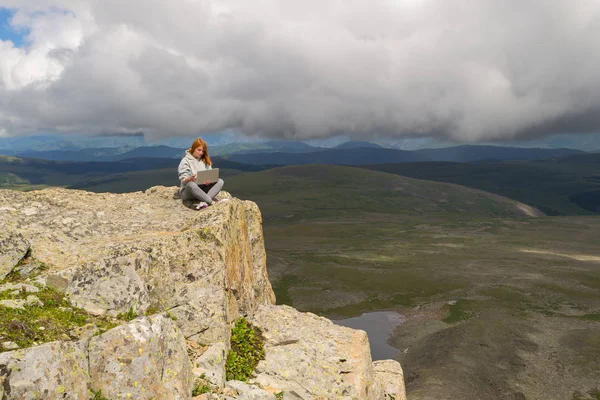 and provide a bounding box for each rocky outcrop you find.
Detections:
[0,186,274,321]
[373,360,407,400]
[0,341,90,399]
[250,305,404,400]
[0,232,29,280]
[89,315,193,399]
[0,186,405,399]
